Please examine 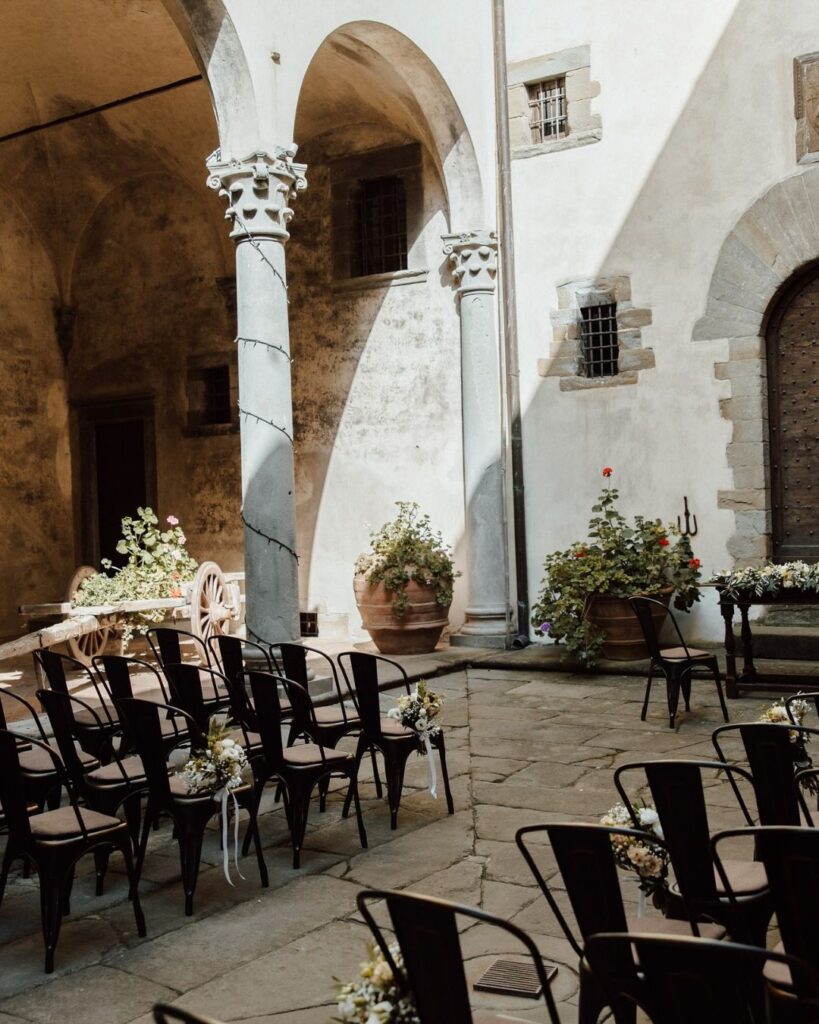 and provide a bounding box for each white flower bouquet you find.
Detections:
[181,715,248,795]
[759,695,817,795]
[600,802,669,897]
[386,681,443,746]
[335,942,419,1024]
[713,561,819,598]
